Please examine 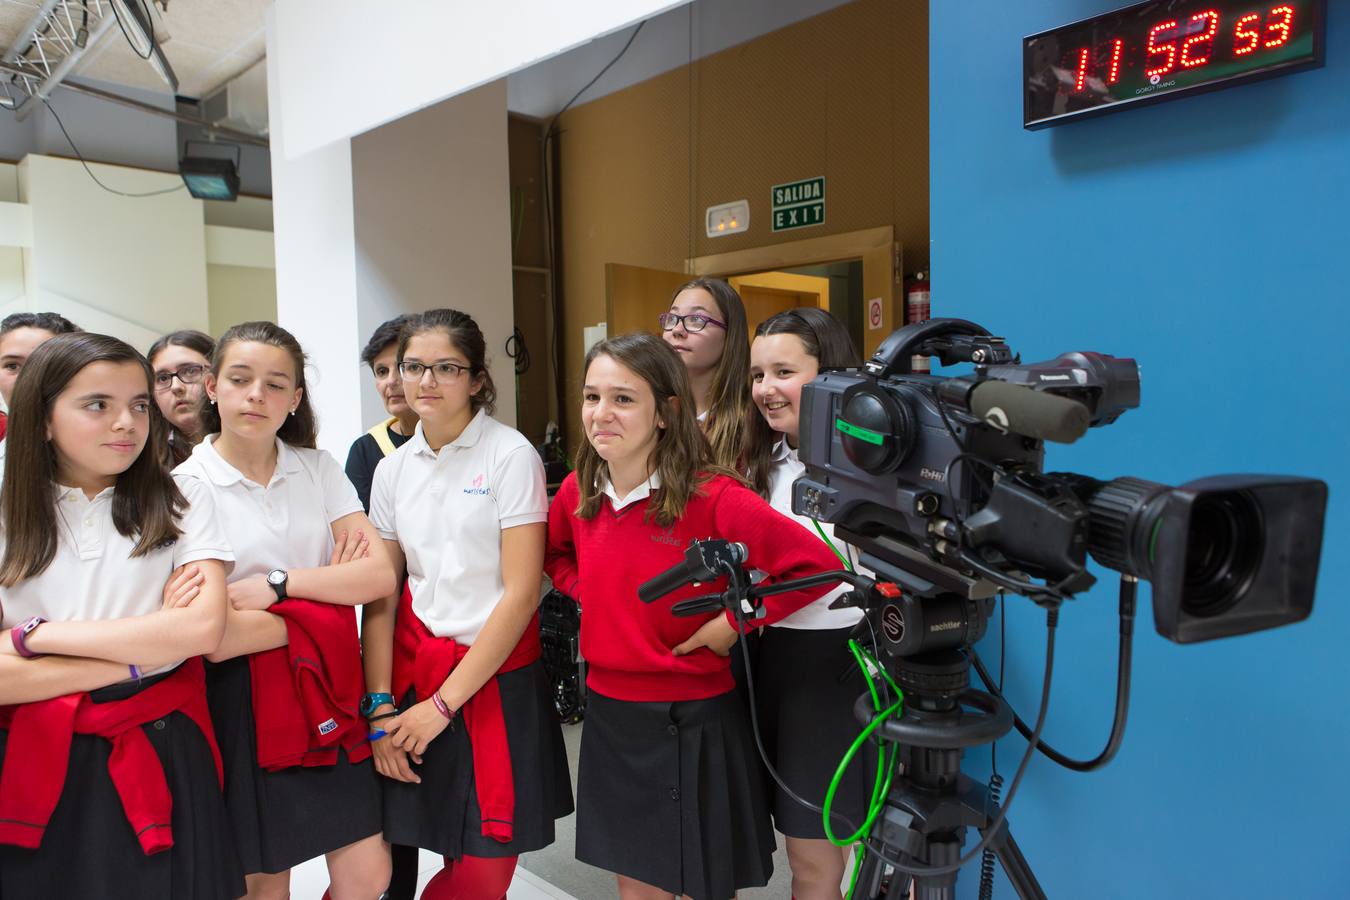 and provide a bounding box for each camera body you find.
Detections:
[791,319,1326,643]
